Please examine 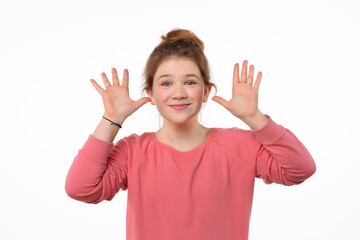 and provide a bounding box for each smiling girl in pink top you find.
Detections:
[65,28,316,240]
